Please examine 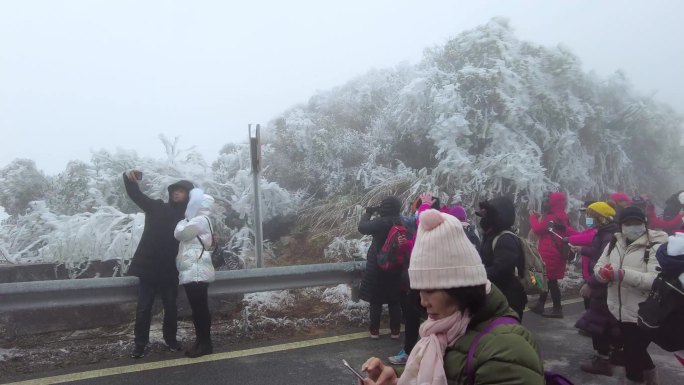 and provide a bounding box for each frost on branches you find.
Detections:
[0,136,301,274]
[266,18,684,235]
